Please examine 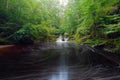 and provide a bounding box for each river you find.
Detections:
[0,42,120,80]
